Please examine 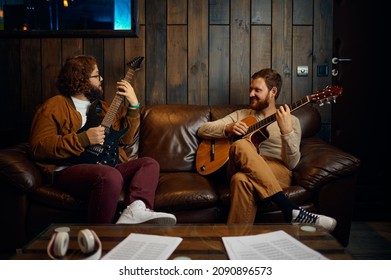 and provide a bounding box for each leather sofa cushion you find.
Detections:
[293,137,361,190]
[155,172,218,211]
[139,105,210,172]
[0,143,42,193]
